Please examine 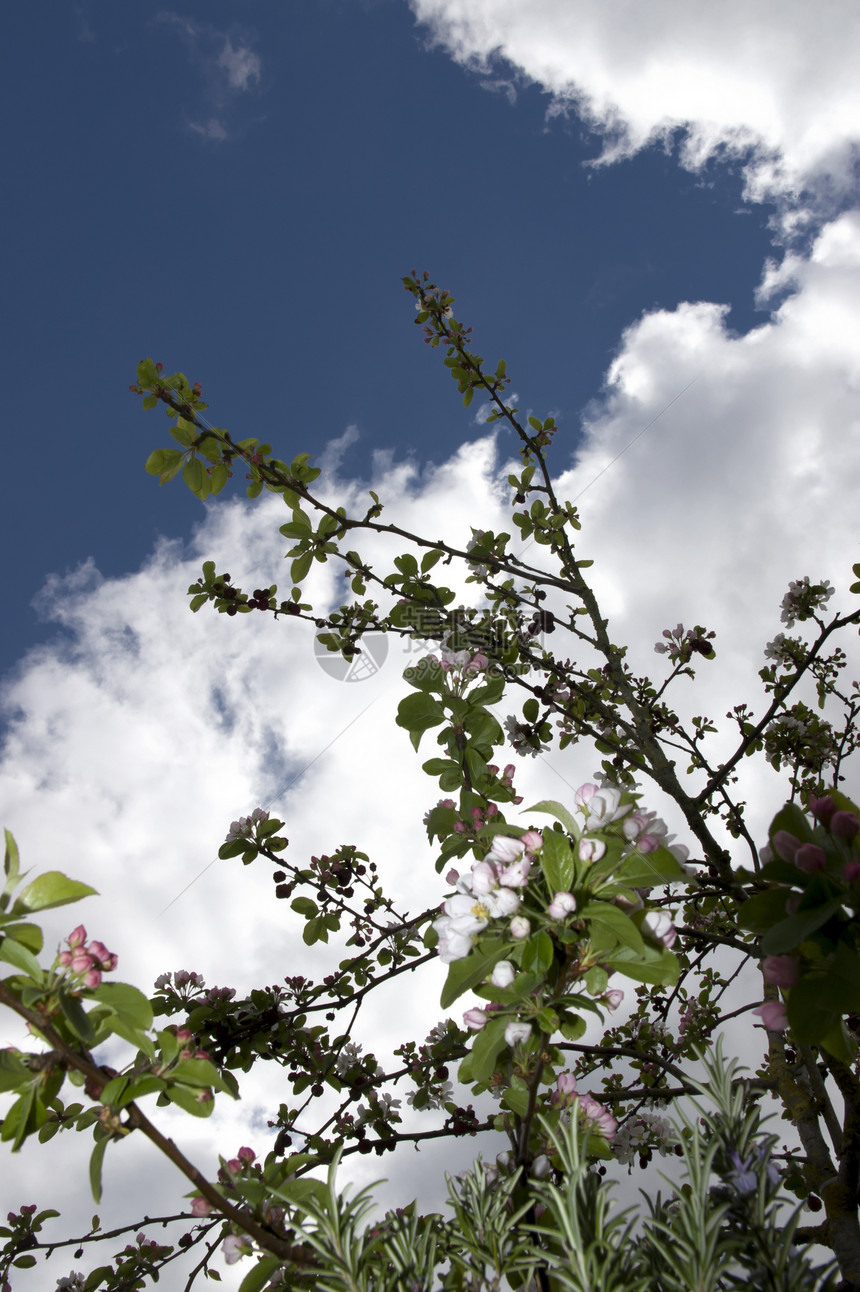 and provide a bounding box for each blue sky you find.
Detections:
[1,2,859,1287]
[1,0,782,680]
